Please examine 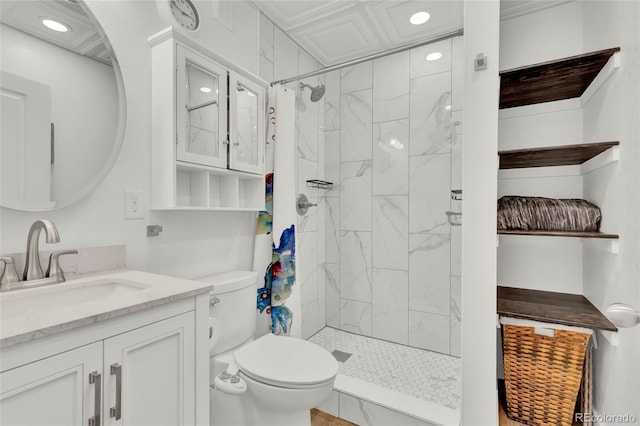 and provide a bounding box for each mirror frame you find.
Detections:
[1,0,127,212]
